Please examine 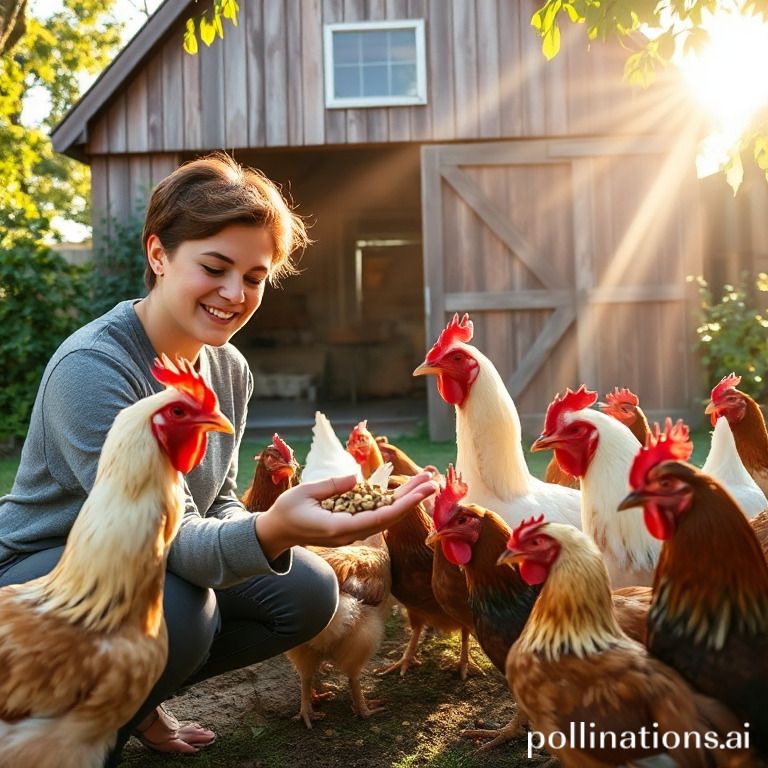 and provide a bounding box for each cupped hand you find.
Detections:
[254,471,437,561]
